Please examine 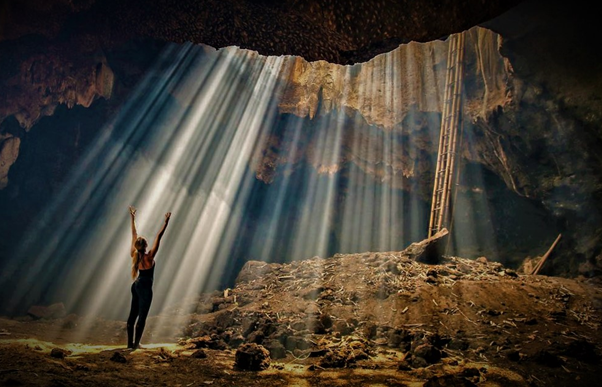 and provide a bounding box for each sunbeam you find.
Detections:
[0,43,292,334]
[0,33,512,345]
